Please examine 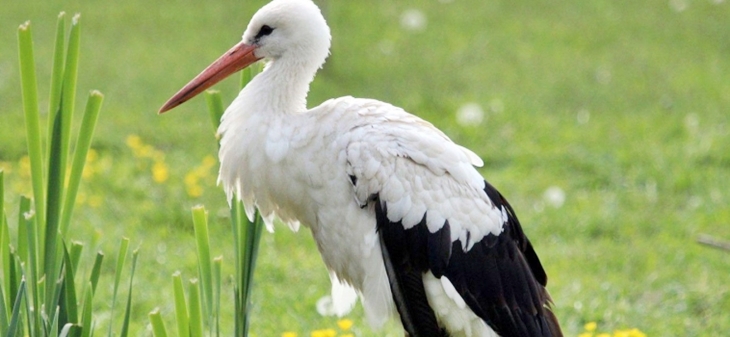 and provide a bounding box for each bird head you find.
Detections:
[159,0,331,113]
